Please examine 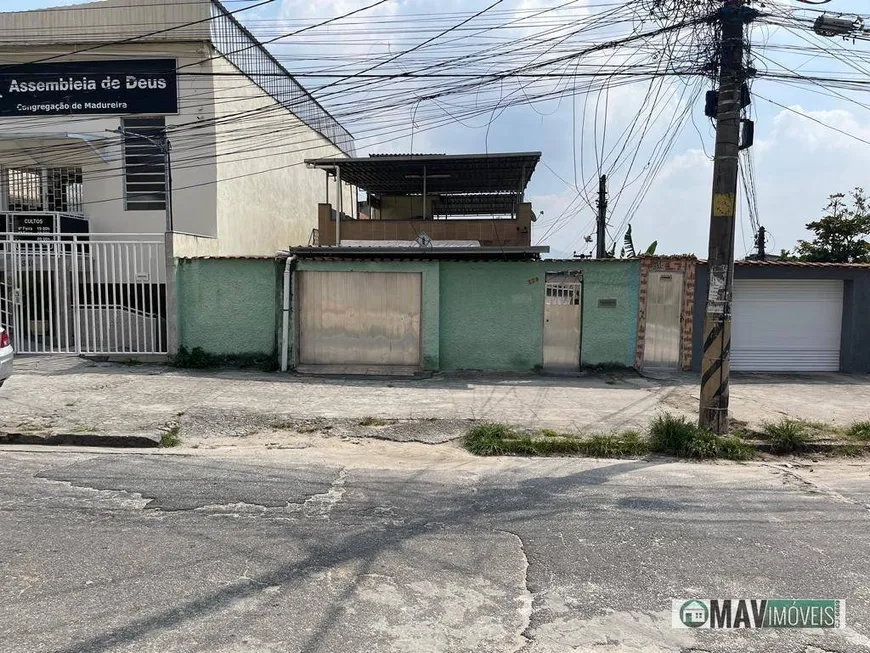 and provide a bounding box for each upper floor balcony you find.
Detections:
[316,201,534,247]
[305,152,541,248]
